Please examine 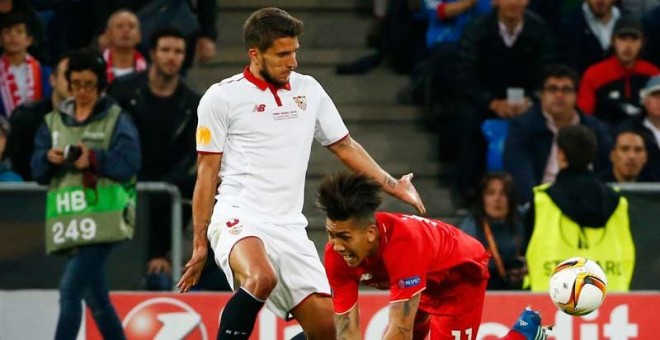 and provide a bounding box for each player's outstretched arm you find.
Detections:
[177,153,222,292]
[327,136,426,214]
[335,304,362,340]
[383,293,421,340]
